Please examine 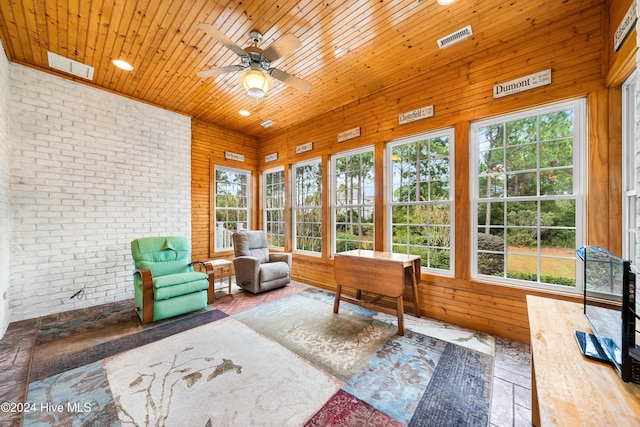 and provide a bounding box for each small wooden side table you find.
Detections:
[333,249,421,336]
[207,259,233,294]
